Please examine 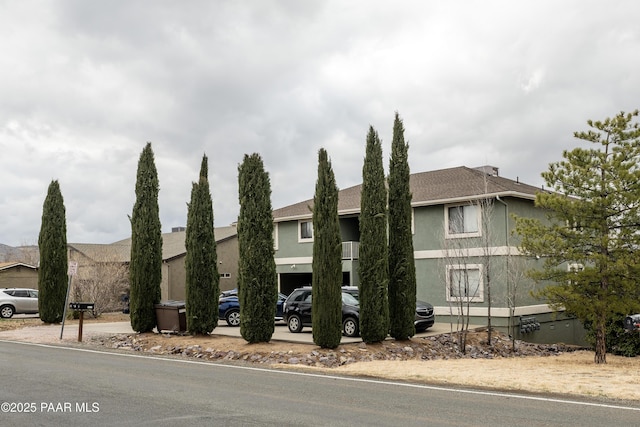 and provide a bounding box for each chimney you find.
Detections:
[473,165,499,176]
